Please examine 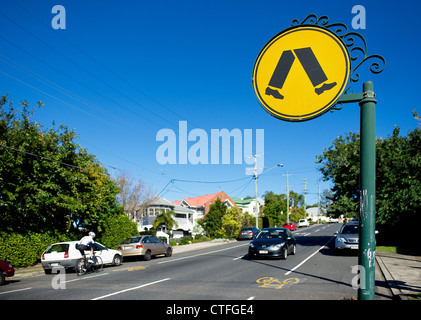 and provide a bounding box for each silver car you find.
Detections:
[334,222,359,254]
[118,235,172,261]
[238,227,259,240]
